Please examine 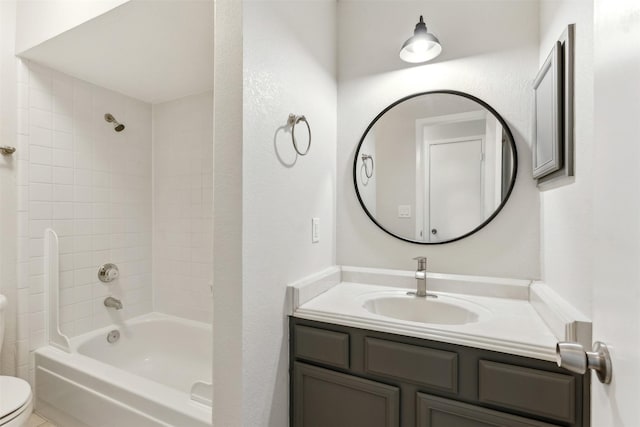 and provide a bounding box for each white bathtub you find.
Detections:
[35,312,212,427]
